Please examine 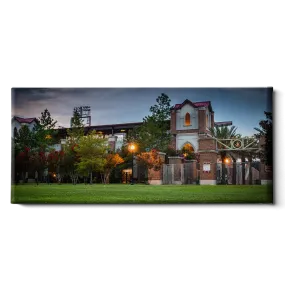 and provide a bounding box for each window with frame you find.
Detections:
[185,112,191,126]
